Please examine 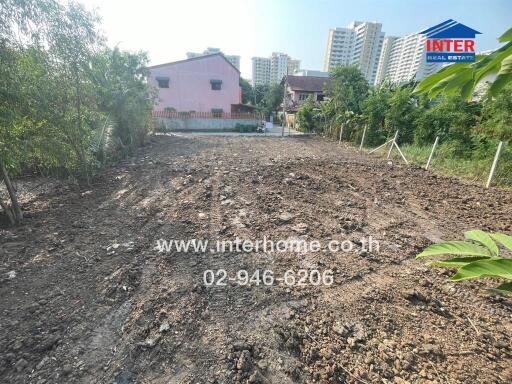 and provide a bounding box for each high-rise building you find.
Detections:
[288,59,301,75]
[375,33,442,85]
[375,36,399,85]
[186,47,240,70]
[323,21,384,84]
[251,57,271,85]
[252,52,301,85]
